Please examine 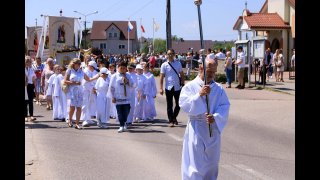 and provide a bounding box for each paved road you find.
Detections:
[26,77,294,180]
